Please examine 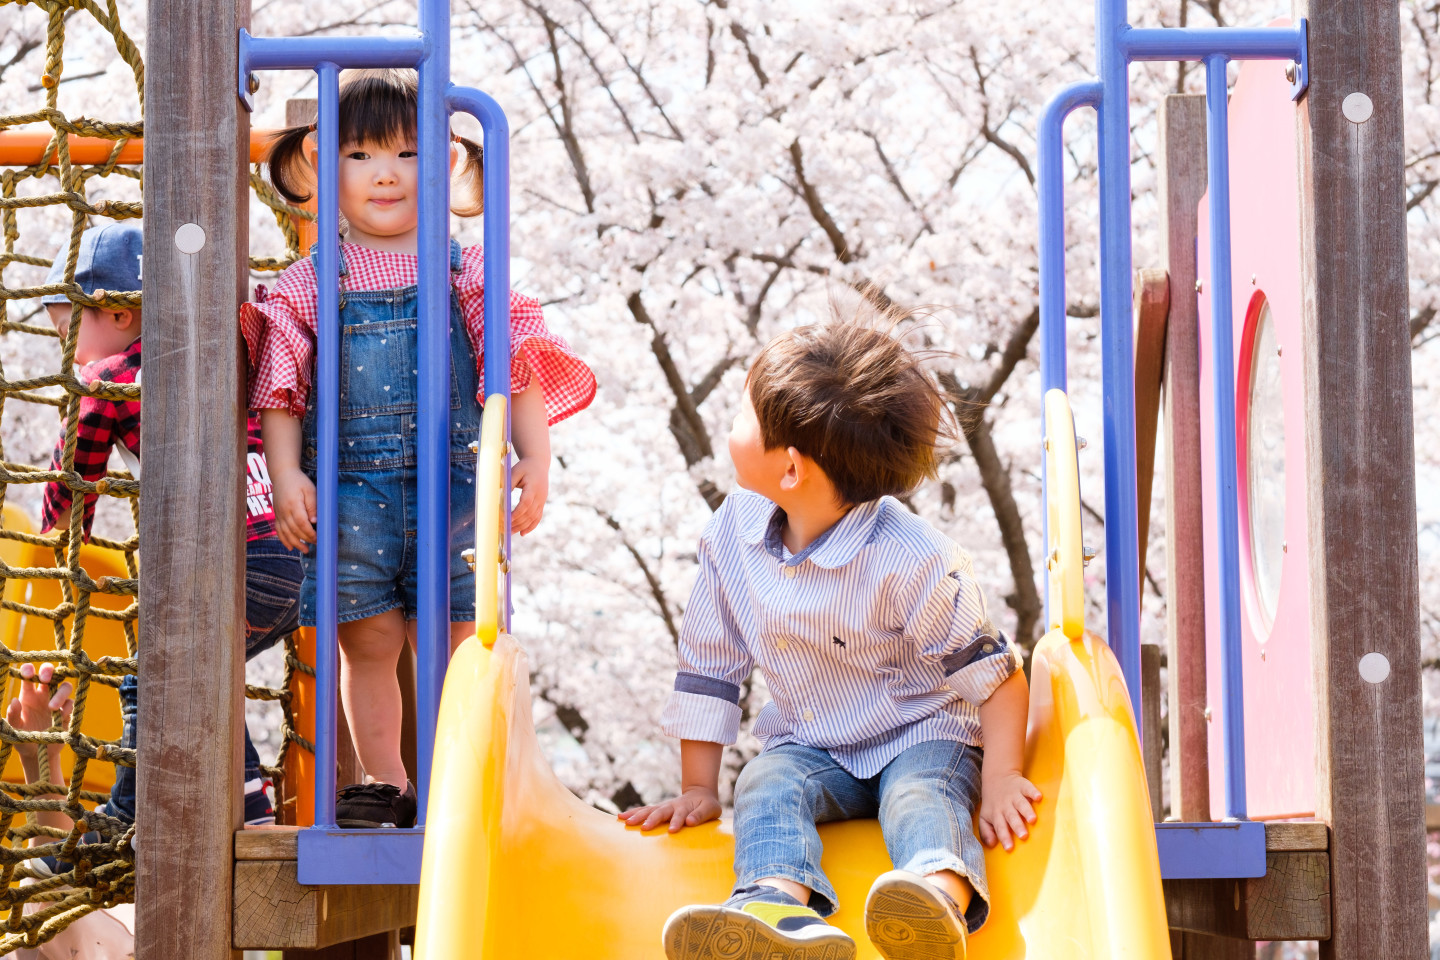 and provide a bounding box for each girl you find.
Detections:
[242,69,595,828]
